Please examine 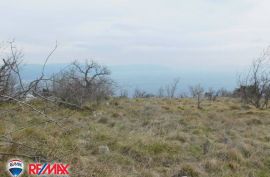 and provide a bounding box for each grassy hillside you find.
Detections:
[1,98,270,177]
